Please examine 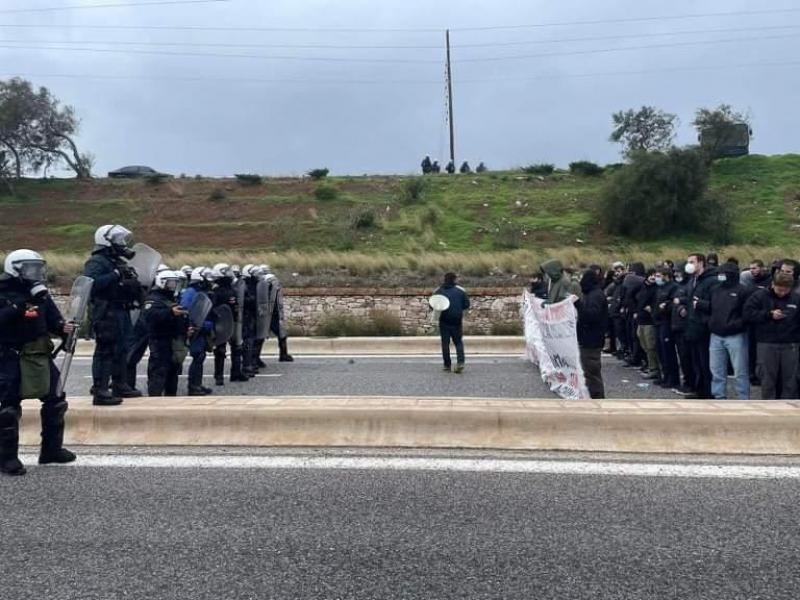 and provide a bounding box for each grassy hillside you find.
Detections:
[2,154,799,285]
